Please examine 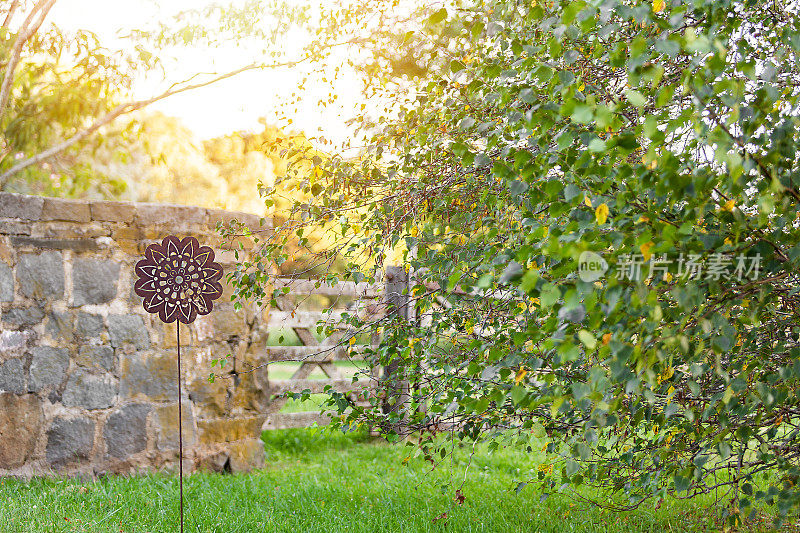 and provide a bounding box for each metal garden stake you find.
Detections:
[134,236,224,533]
